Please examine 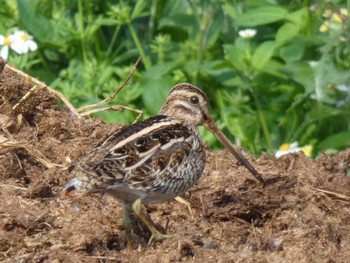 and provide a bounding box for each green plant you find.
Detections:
[1,0,349,156]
